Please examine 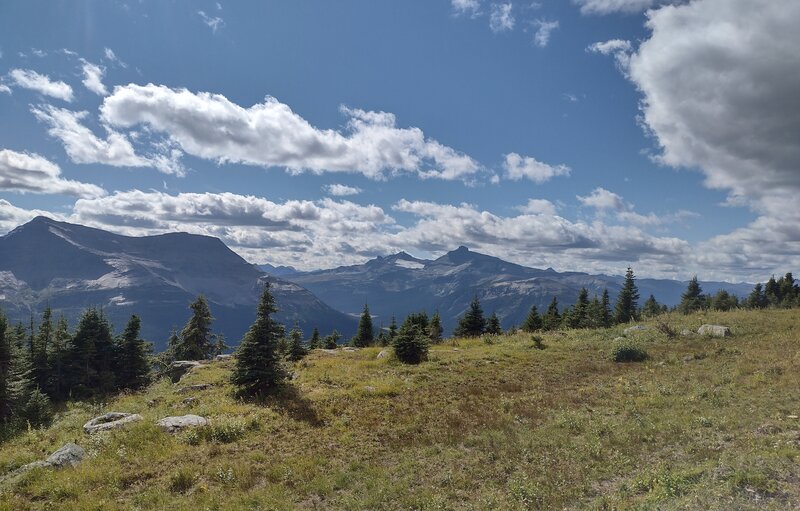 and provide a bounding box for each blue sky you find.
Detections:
[0,0,797,281]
